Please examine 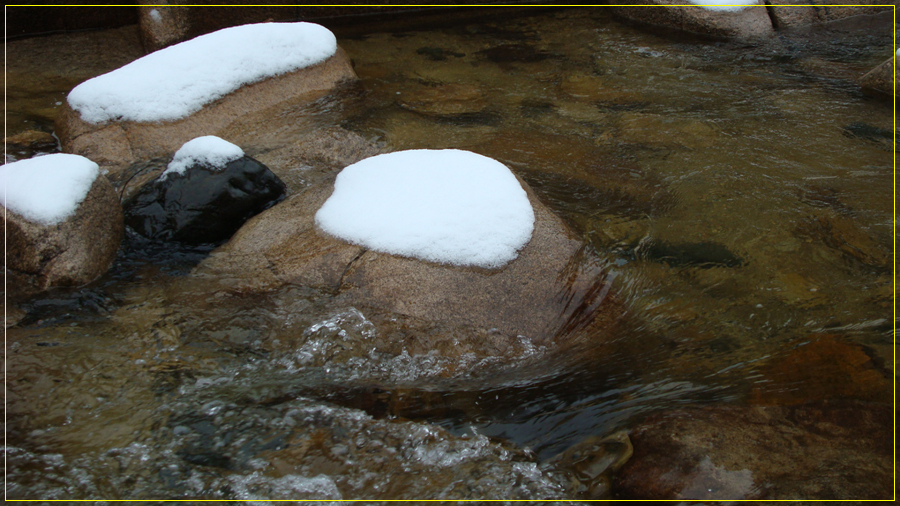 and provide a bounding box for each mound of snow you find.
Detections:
[687,0,750,12]
[315,149,535,269]
[67,22,337,124]
[3,153,100,225]
[161,136,245,179]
